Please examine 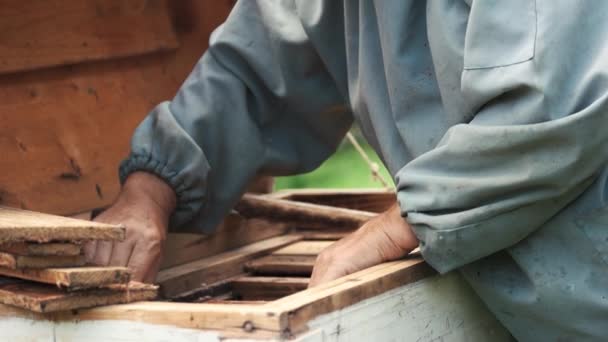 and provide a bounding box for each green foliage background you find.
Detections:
[274,139,394,191]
